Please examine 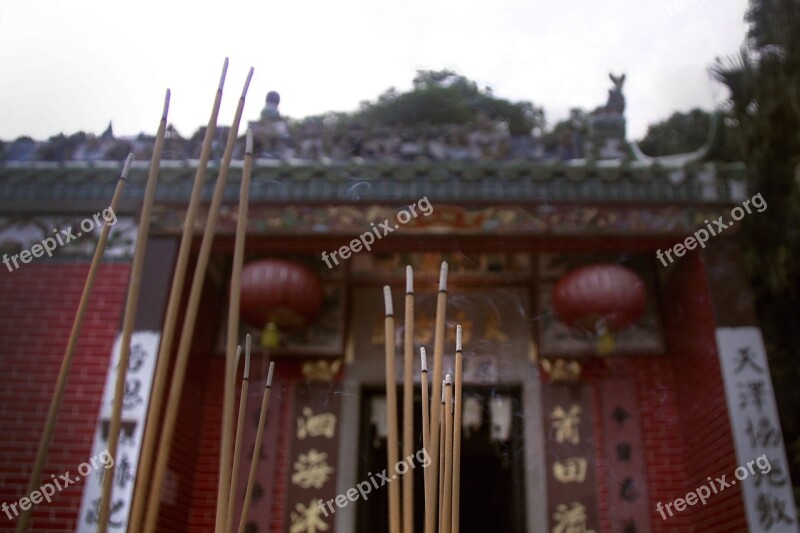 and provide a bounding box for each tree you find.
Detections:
[637,109,712,156]
[356,69,544,135]
[711,0,800,507]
